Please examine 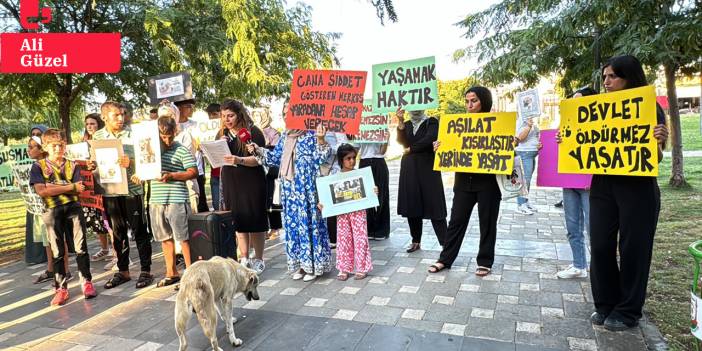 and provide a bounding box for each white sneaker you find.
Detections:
[292,272,304,280]
[240,258,251,269]
[104,257,118,271]
[525,203,537,212]
[557,265,588,279]
[302,274,317,282]
[251,259,265,274]
[516,204,534,215]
